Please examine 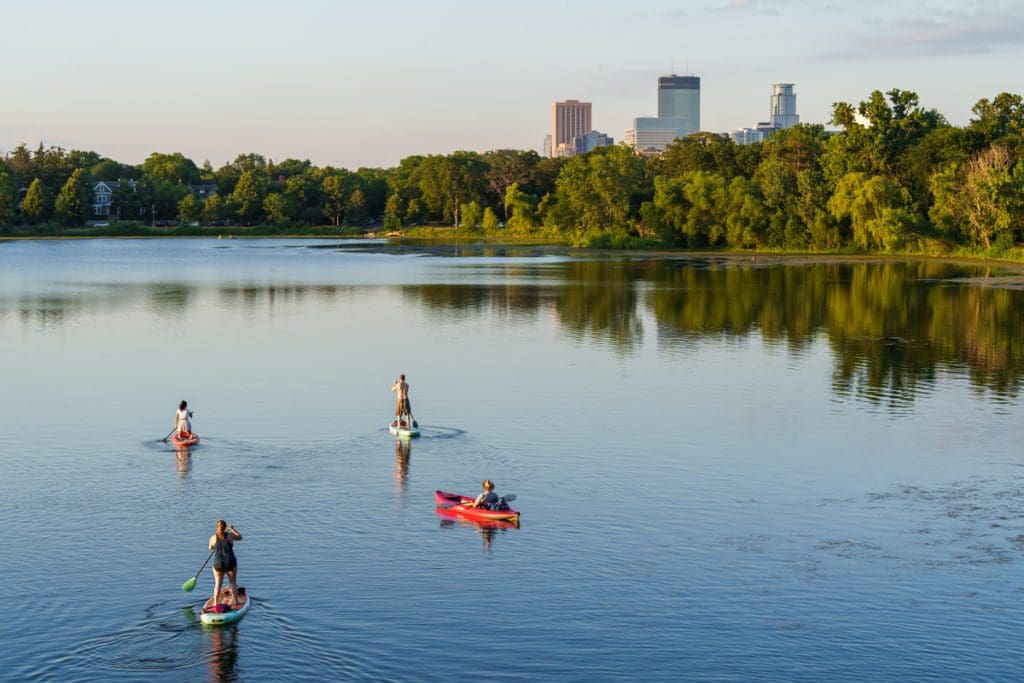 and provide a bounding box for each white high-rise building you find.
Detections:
[770,83,799,130]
